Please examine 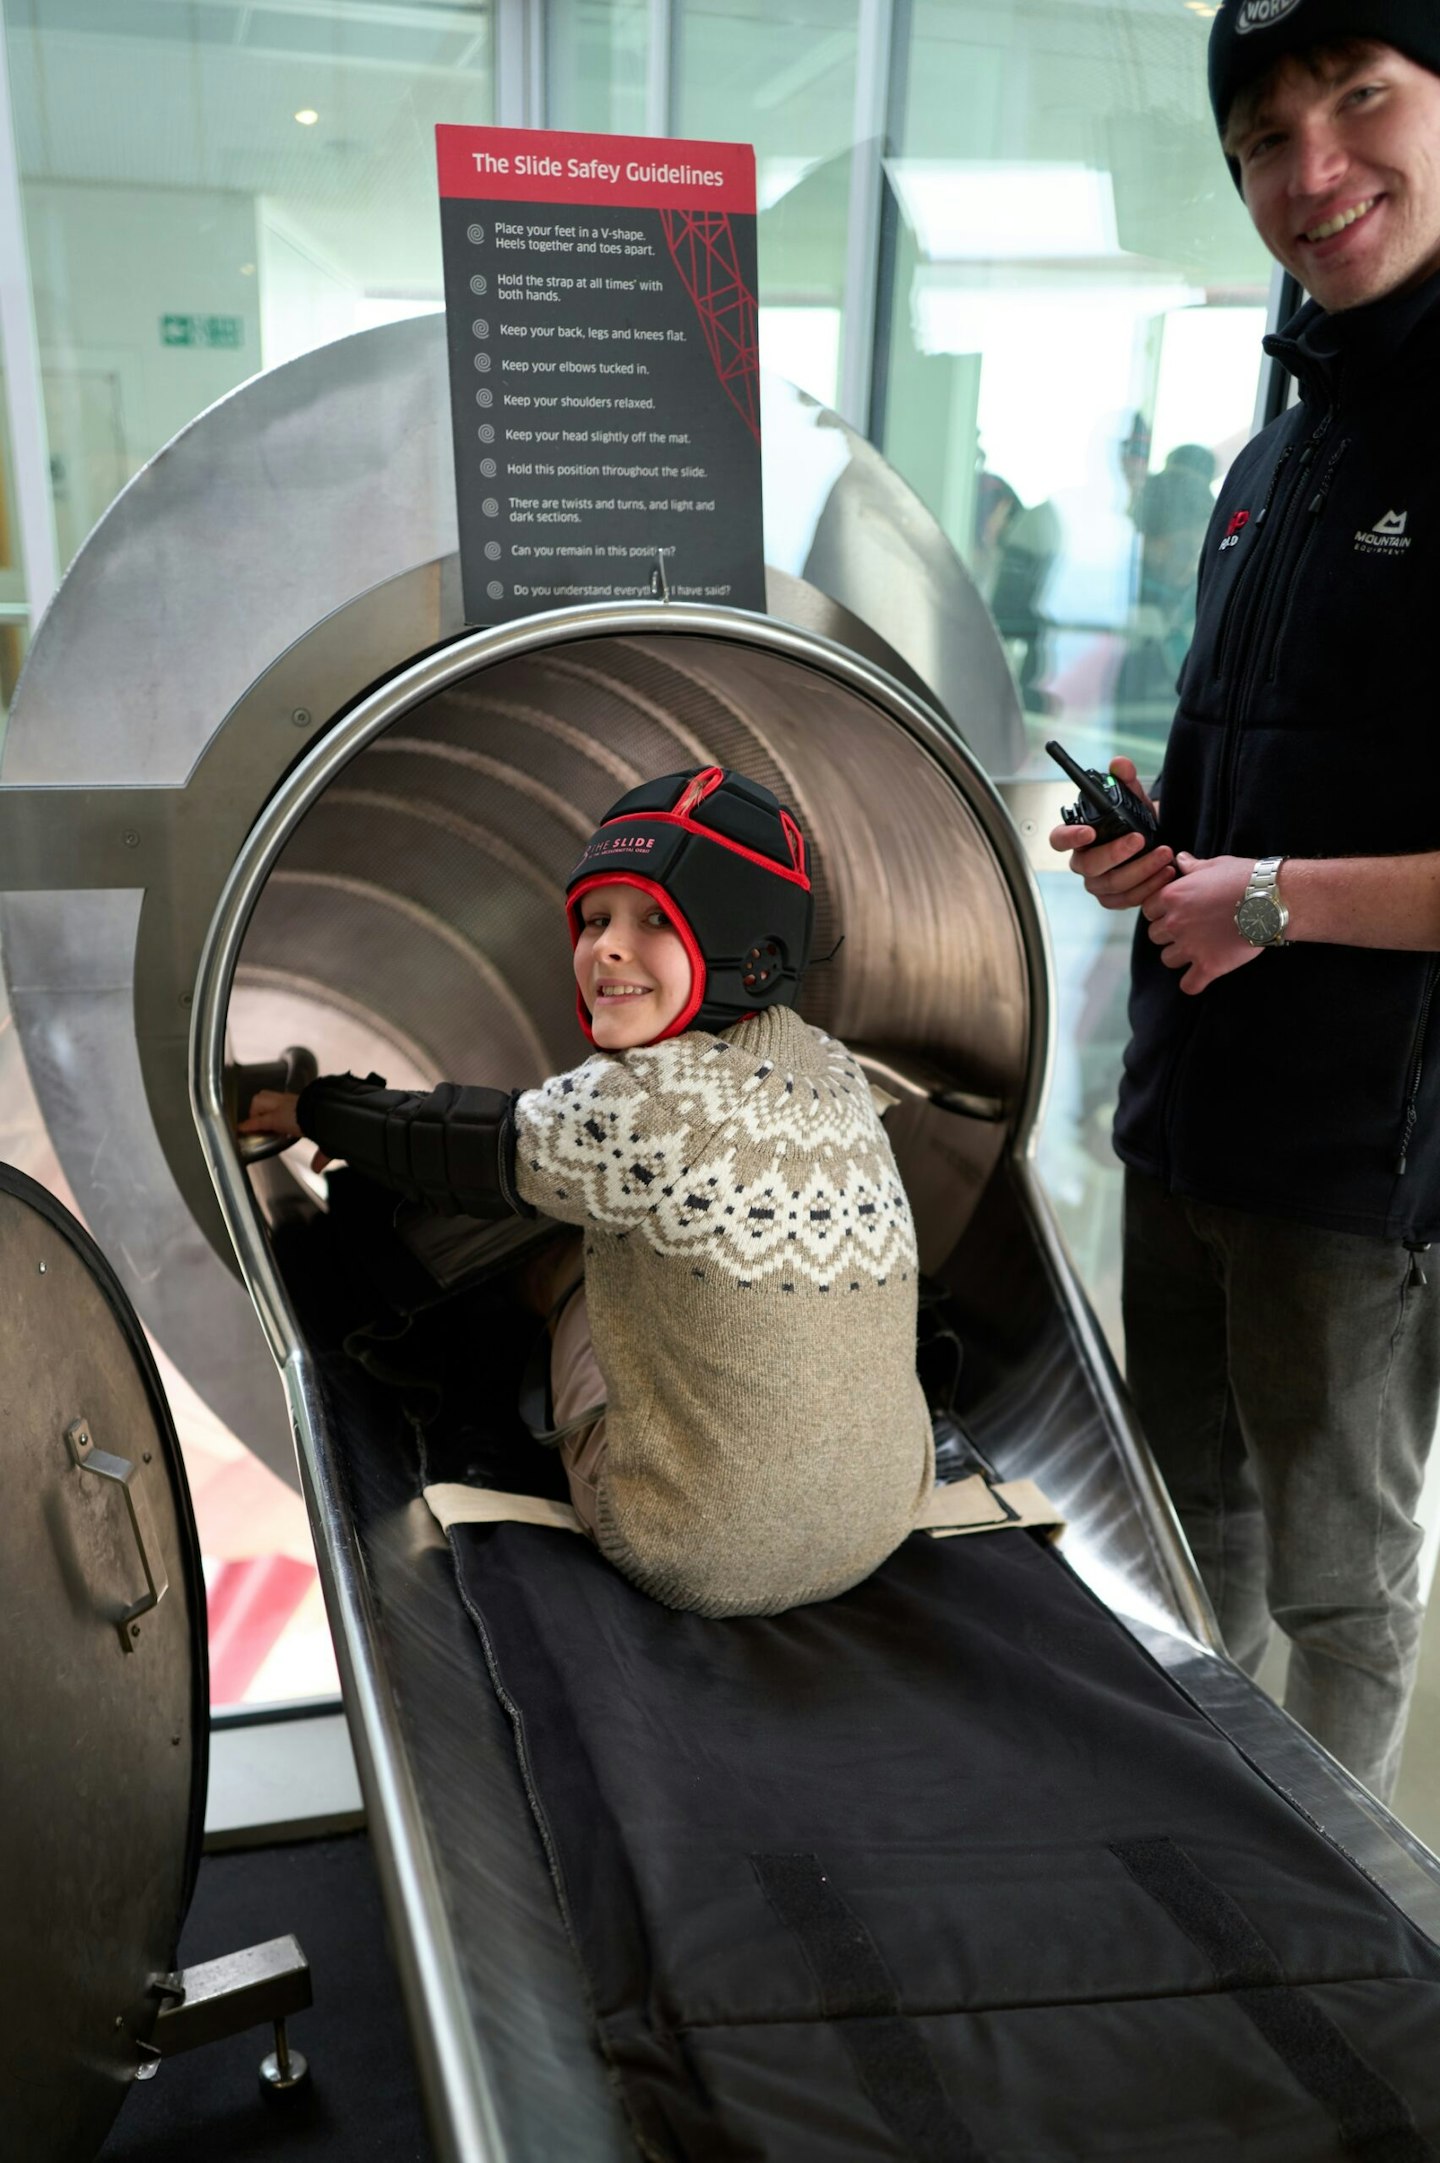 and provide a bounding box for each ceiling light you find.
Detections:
[887,160,1120,263]
[294,109,319,126]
